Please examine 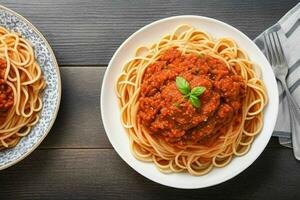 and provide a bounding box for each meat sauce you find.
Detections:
[138,48,246,145]
[0,59,13,115]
